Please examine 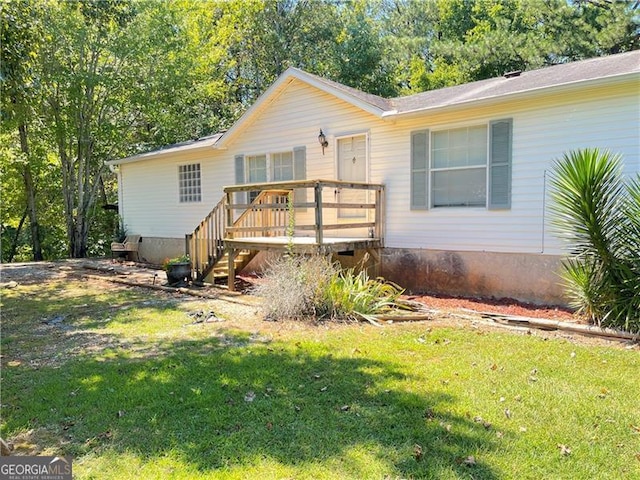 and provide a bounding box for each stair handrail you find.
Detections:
[187,189,292,282]
[187,195,226,281]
